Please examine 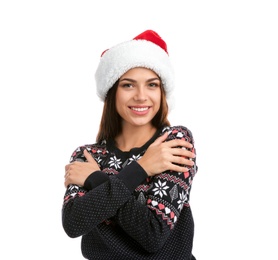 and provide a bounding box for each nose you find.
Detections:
[134,86,147,101]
